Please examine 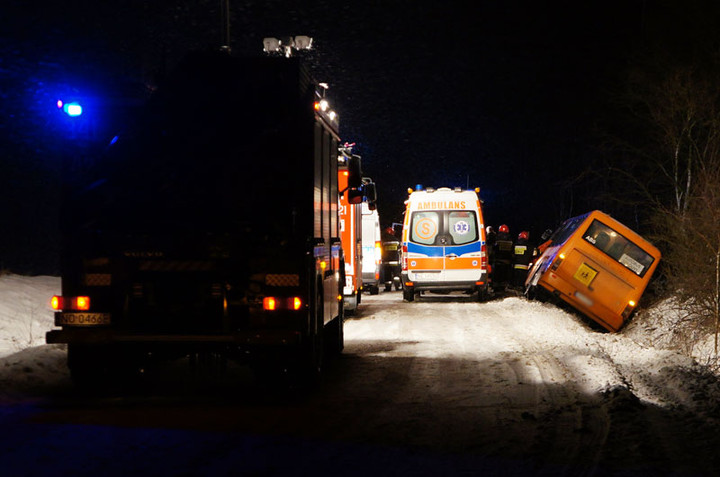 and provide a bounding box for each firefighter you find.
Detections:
[493,224,513,290]
[512,231,534,289]
[485,225,496,284]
